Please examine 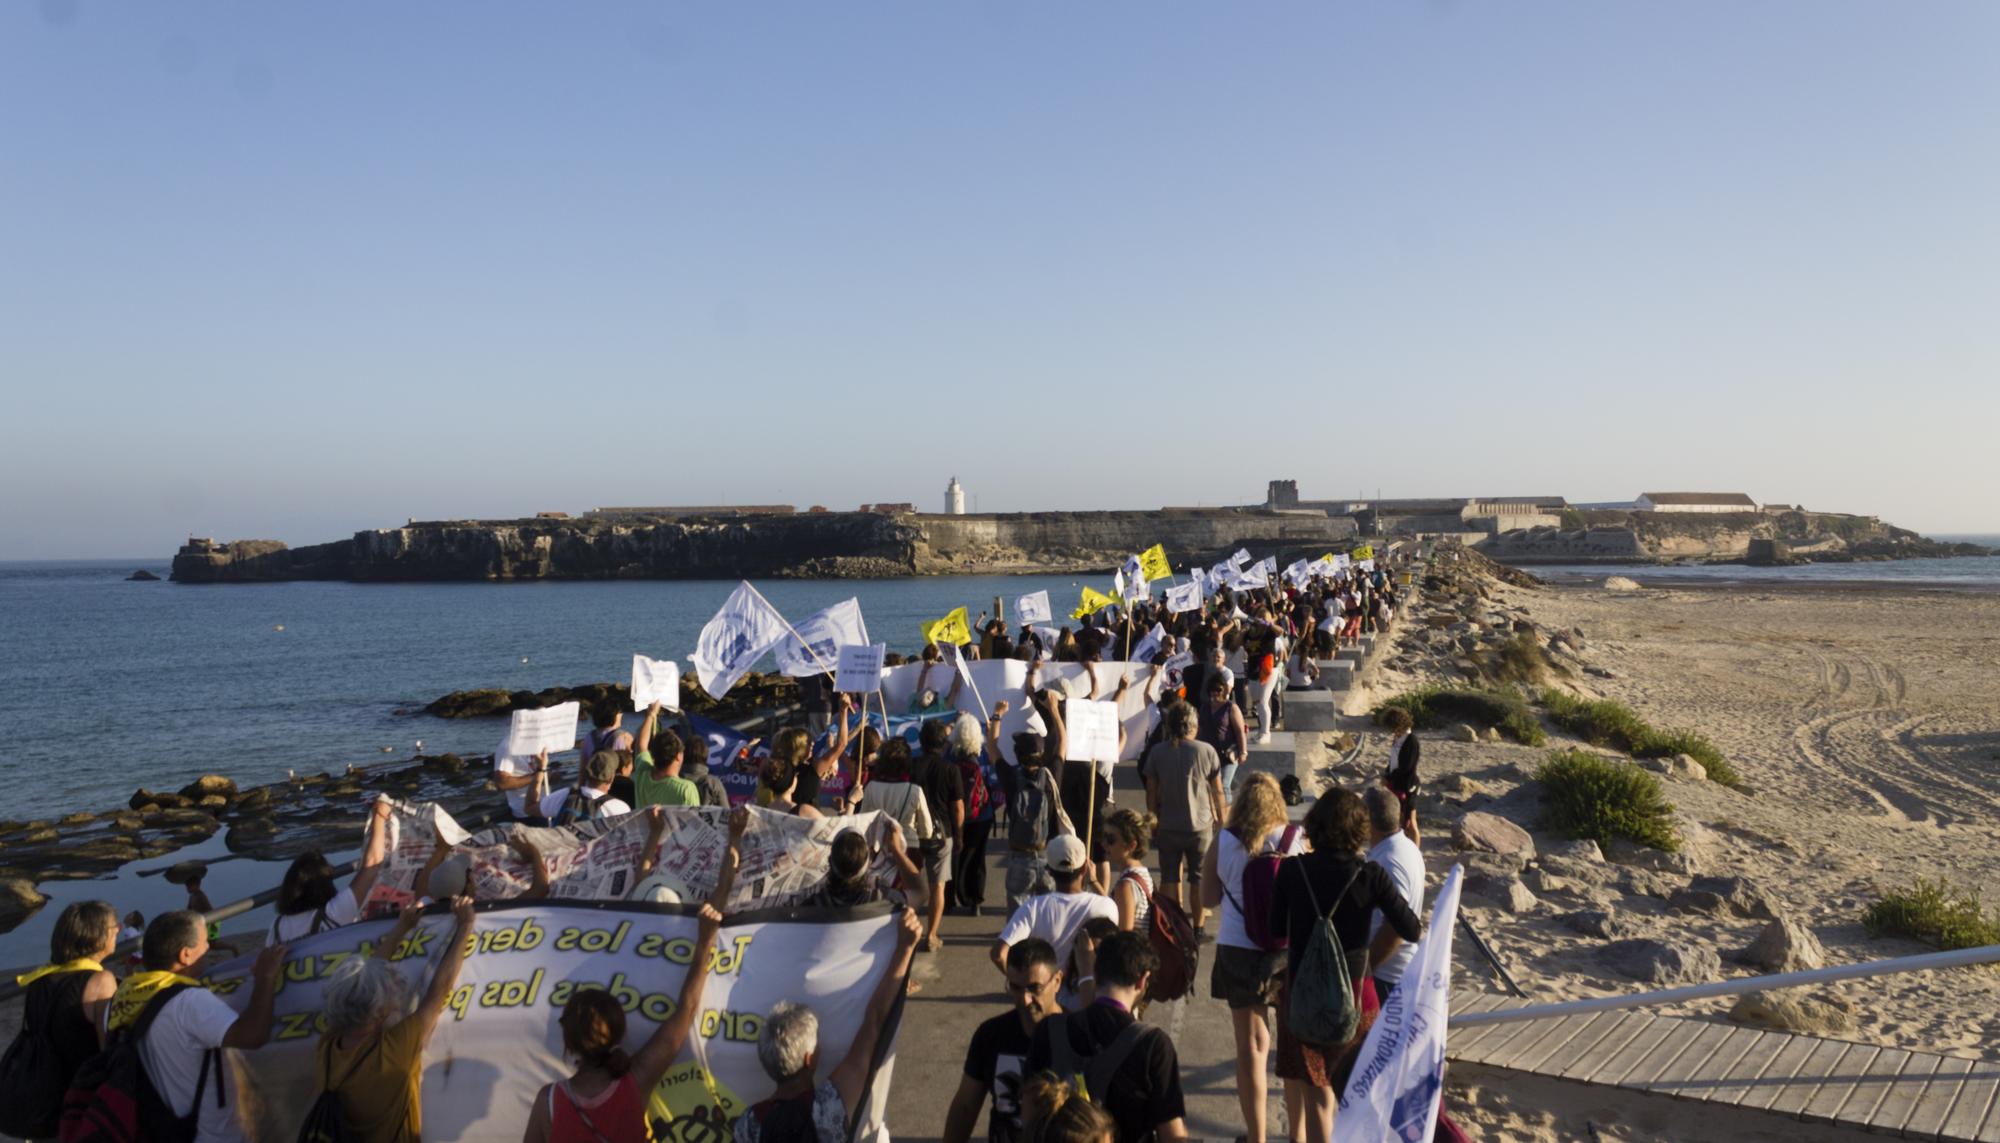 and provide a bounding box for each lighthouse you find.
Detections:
[945,476,966,515]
